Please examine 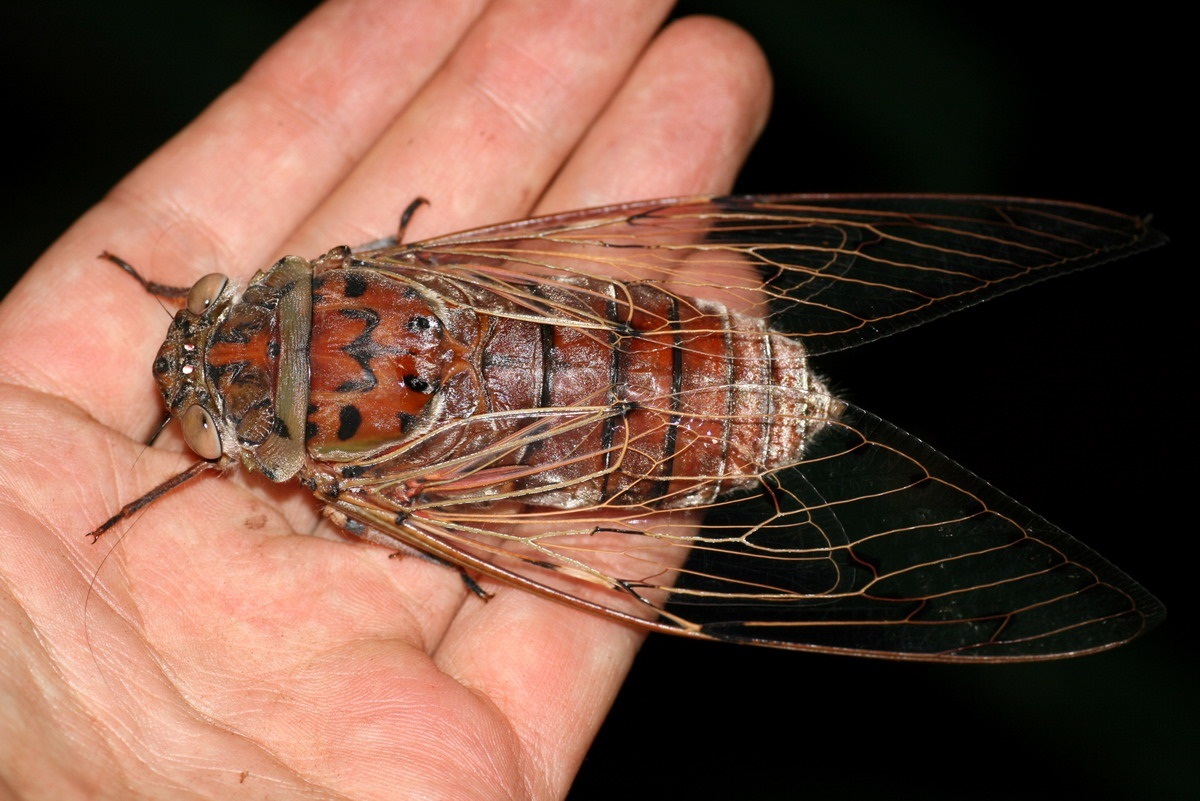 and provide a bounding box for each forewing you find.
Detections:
[362,194,1164,355]
[671,402,1162,660]
[325,395,1161,662]
[333,195,1164,661]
